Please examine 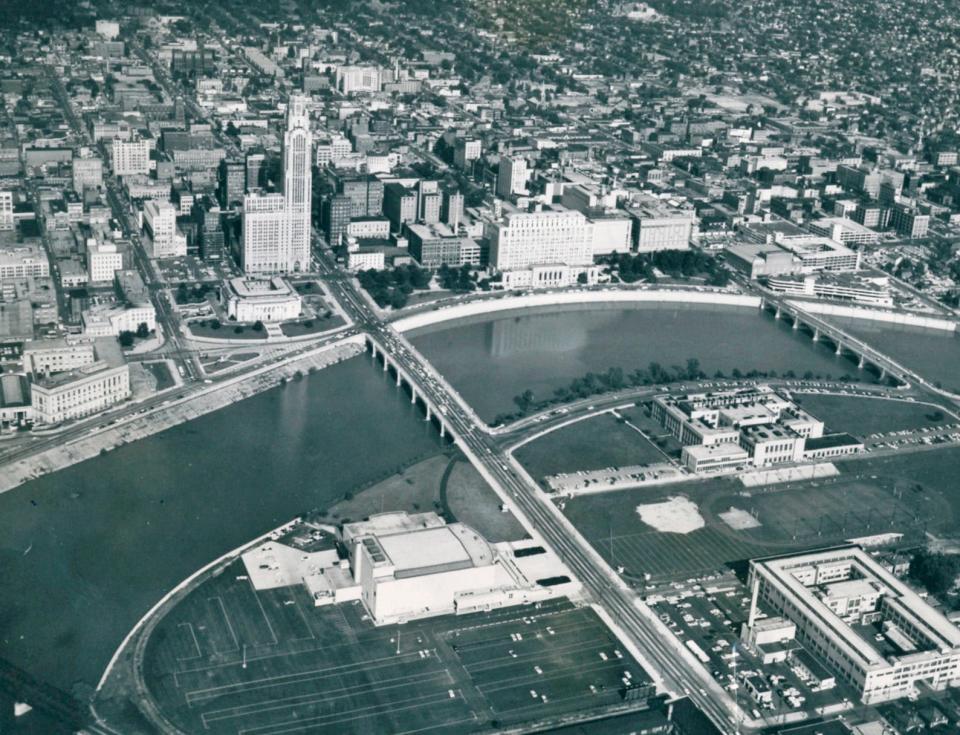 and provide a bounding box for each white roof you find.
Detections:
[379,526,472,572]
